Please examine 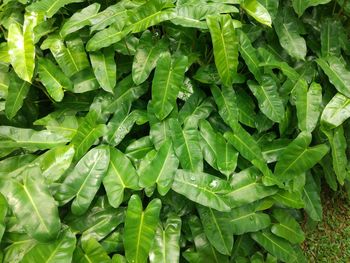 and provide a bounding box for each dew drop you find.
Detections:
[209,180,218,188]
